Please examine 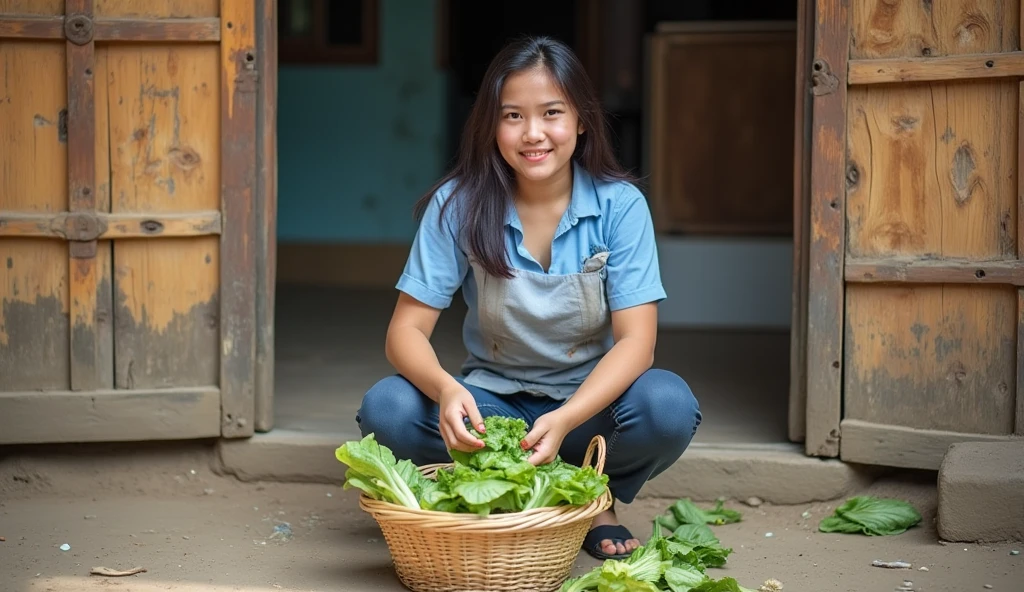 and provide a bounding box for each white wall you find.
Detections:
[656,237,793,330]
